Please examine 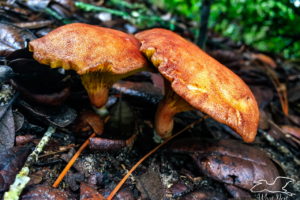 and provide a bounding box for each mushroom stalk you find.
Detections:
[80,72,126,108]
[155,84,192,139]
